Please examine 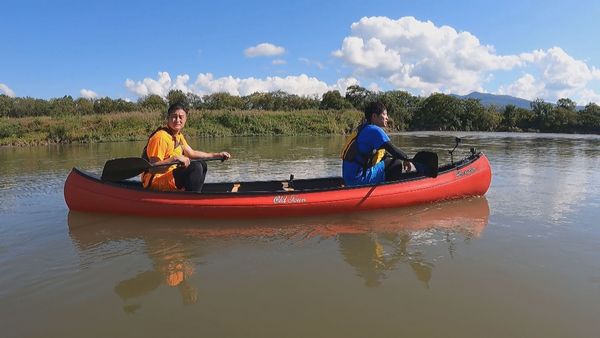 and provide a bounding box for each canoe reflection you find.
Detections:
[68,197,489,309]
[333,197,489,287]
